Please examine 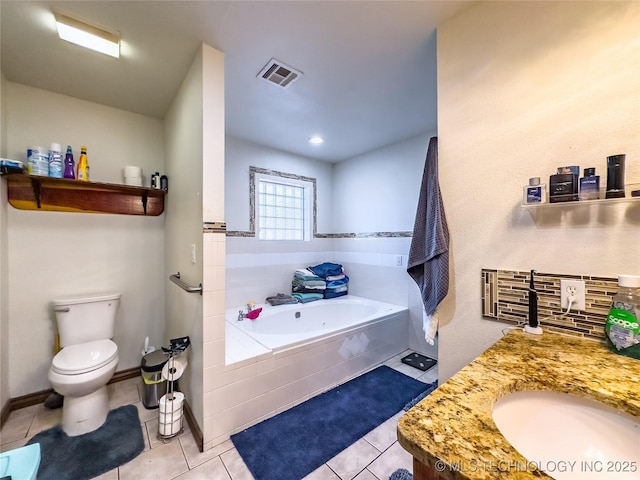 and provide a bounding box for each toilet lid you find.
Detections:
[52,339,118,375]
